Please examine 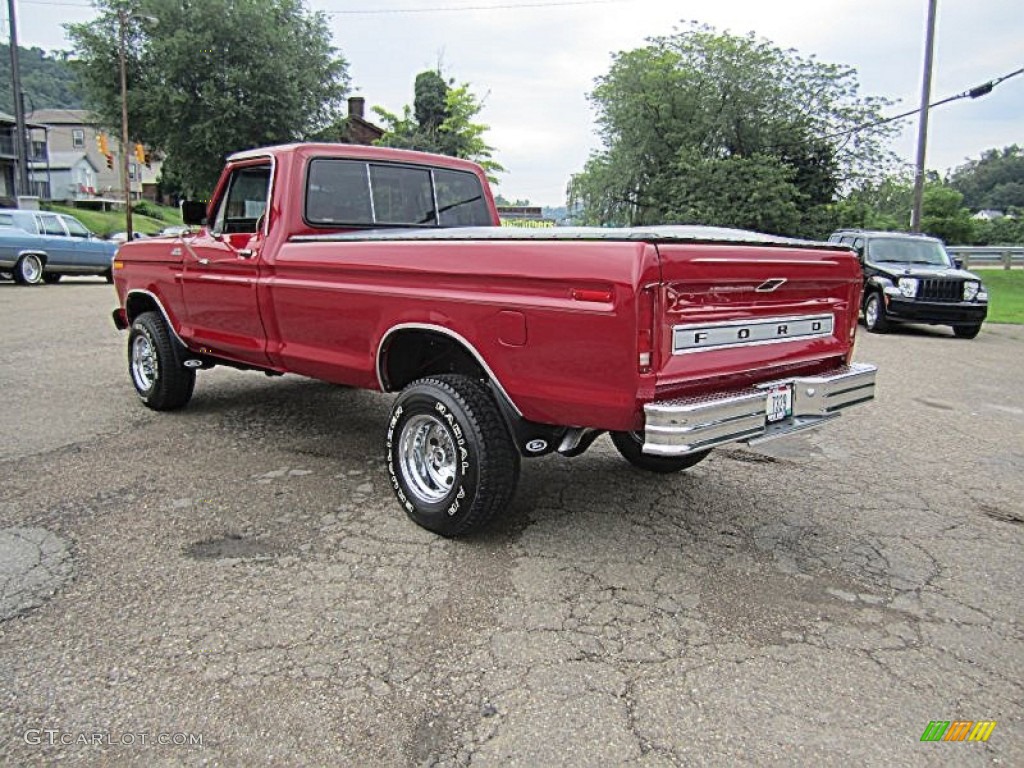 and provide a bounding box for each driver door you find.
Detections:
[181,162,272,365]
